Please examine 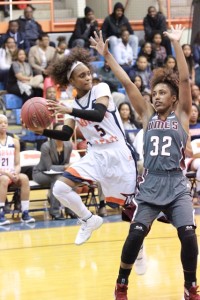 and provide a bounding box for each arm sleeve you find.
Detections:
[71,103,107,122]
[43,125,73,141]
